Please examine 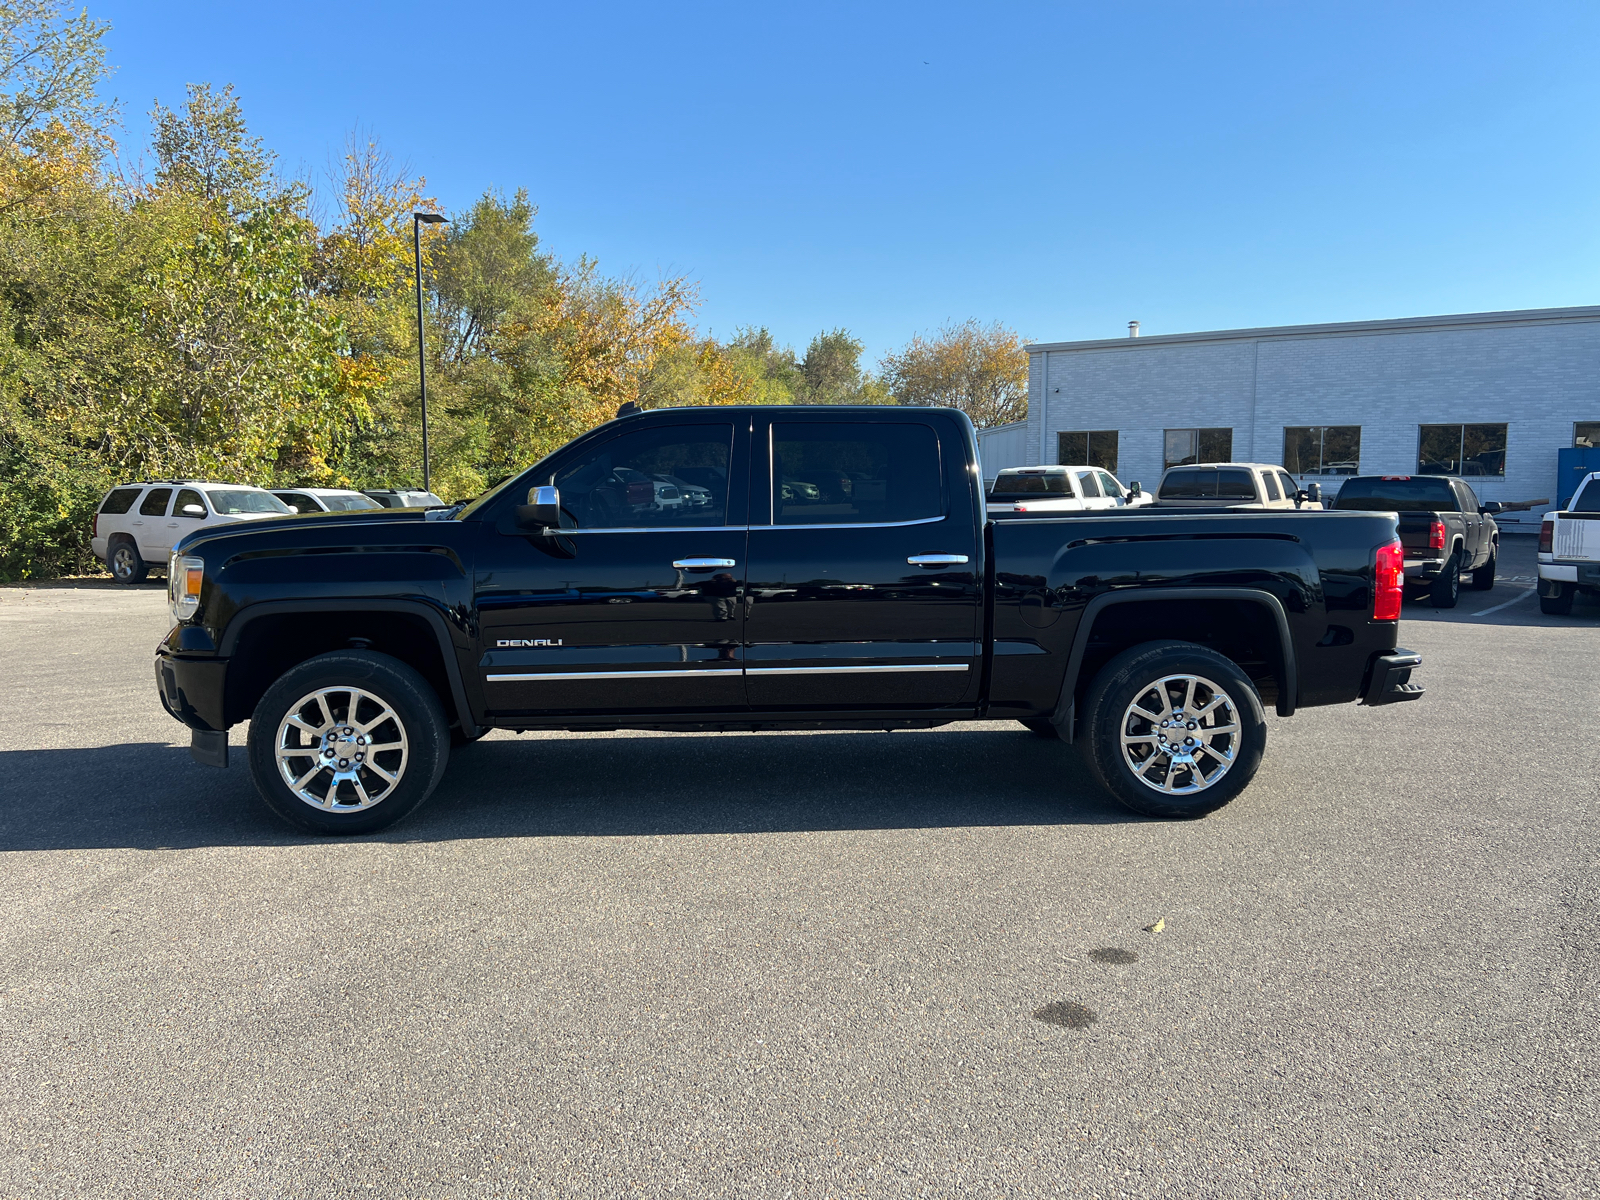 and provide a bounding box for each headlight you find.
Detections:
[169,554,204,621]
